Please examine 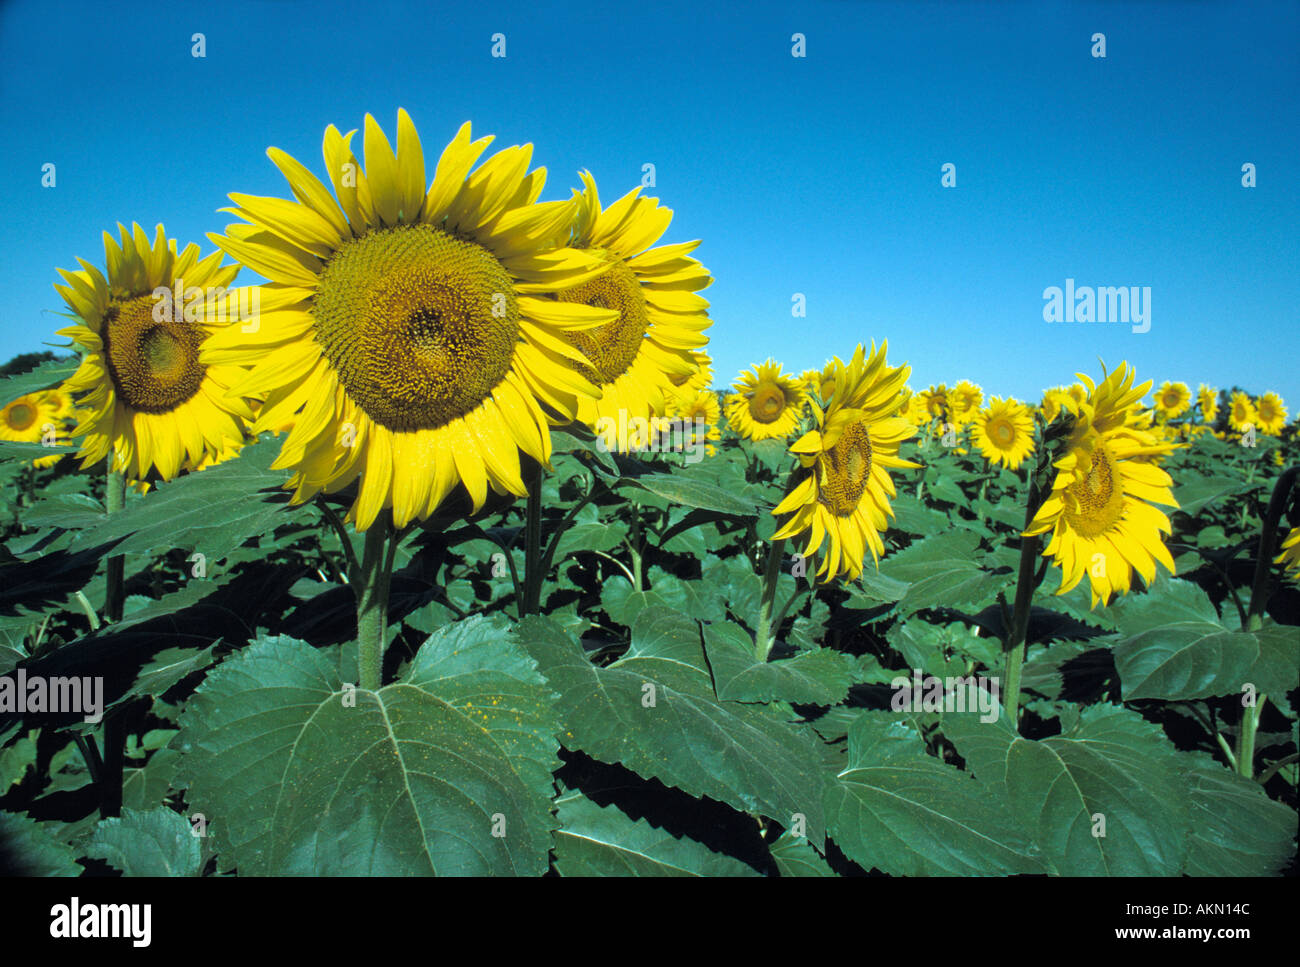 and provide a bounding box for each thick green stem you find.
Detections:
[523,461,544,615]
[1003,471,1047,733]
[1246,466,1297,630]
[355,519,390,691]
[1236,695,1266,780]
[105,463,125,623]
[755,537,787,660]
